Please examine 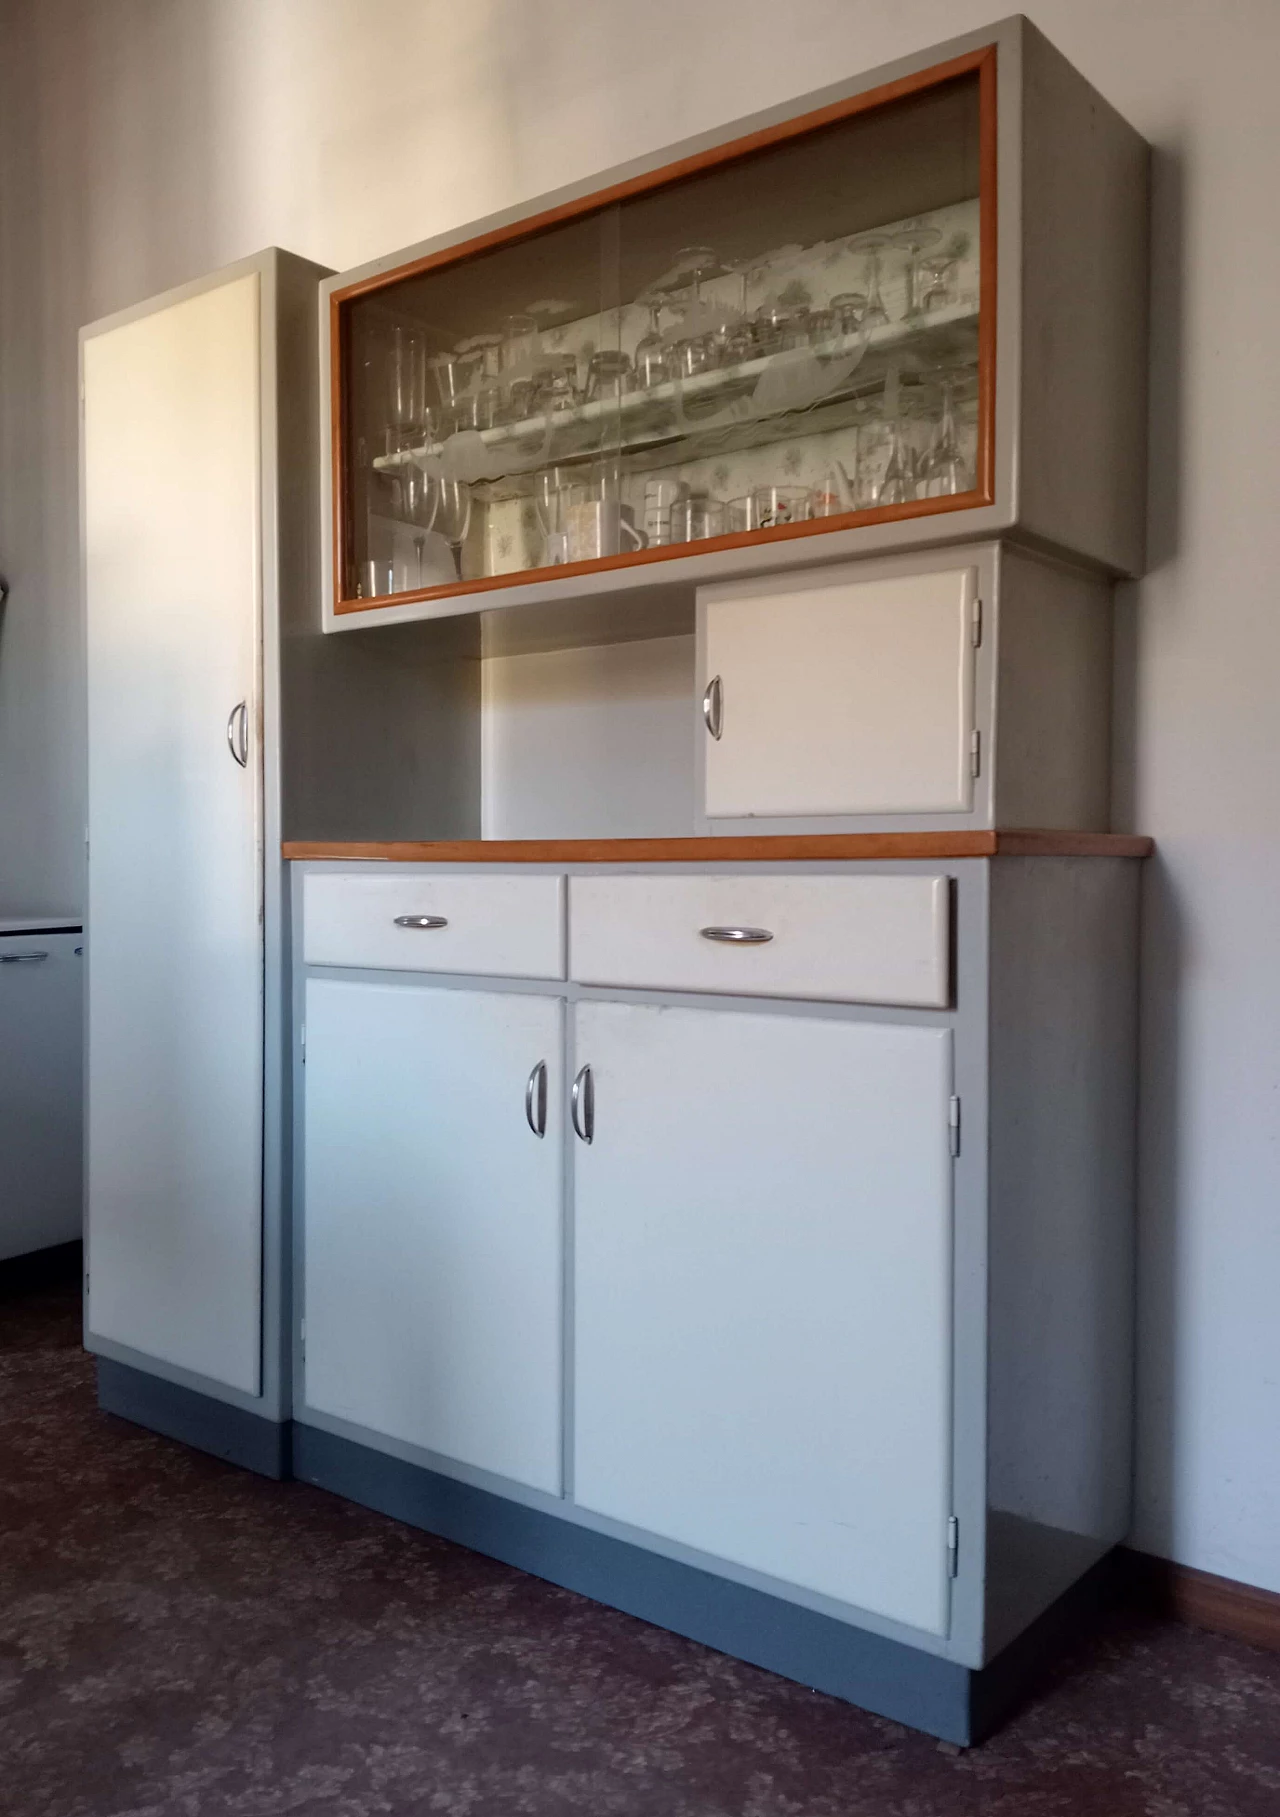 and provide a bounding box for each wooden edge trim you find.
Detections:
[282,831,1153,864]
[976,42,998,504]
[1122,1548,1280,1654]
